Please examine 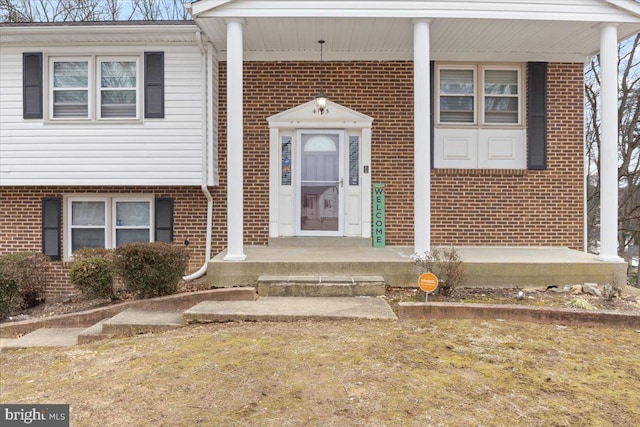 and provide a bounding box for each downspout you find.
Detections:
[184,30,213,281]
